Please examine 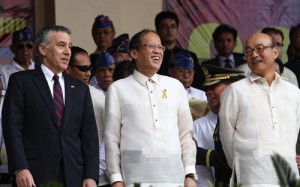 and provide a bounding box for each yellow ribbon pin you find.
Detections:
[162,89,167,99]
